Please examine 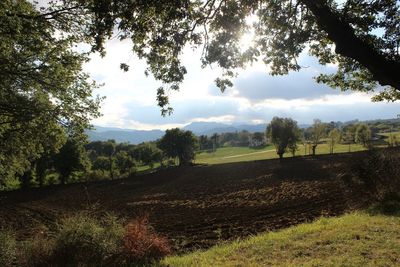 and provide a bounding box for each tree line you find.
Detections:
[2,129,197,190]
[267,117,382,159]
[198,131,267,152]
[2,116,398,190]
